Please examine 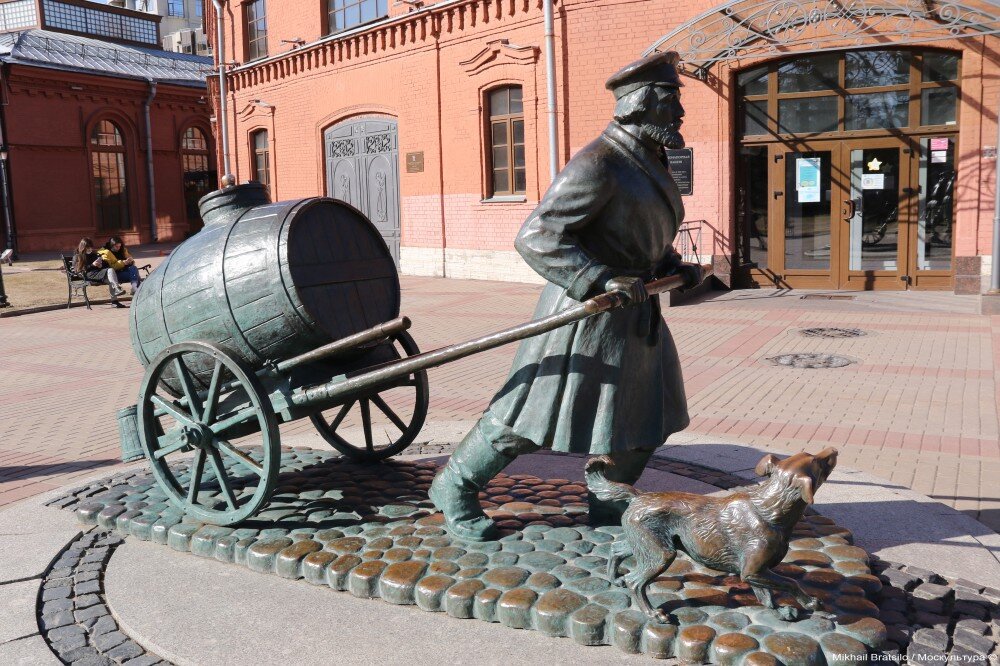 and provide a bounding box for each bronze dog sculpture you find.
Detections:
[585,448,838,623]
